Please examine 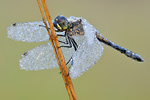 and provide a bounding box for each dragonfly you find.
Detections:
[7,15,144,79]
